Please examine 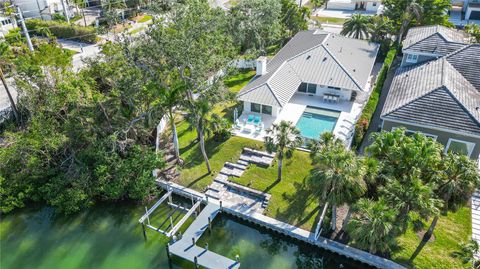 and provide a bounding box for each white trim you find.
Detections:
[405,53,419,63]
[402,49,444,58]
[445,138,475,157]
[381,117,480,139]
